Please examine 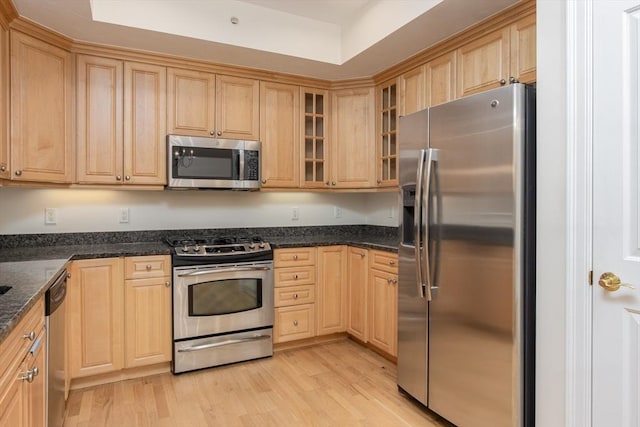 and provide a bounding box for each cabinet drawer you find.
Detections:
[124,255,171,279]
[369,250,398,273]
[274,248,316,267]
[274,304,315,343]
[274,266,316,287]
[0,298,44,403]
[275,285,315,307]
